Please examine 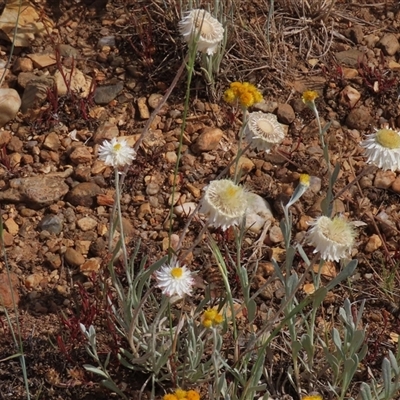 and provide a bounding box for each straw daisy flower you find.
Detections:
[179,9,224,55]
[155,259,194,298]
[244,111,285,152]
[200,179,247,230]
[360,128,400,171]
[307,215,356,262]
[98,138,136,168]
